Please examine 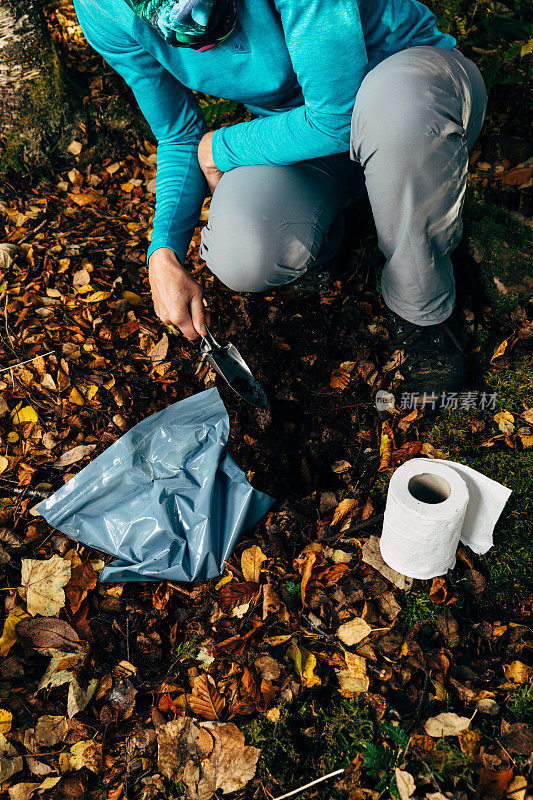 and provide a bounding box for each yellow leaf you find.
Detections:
[0,456,8,475]
[287,643,320,688]
[301,647,321,688]
[68,191,101,207]
[69,388,85,406]
[494,411,514,424]
[331,498,357,526]
[106,585,124,598]
[63,549,82,568]
[519,433,533,449]
[491,338,508,362]
[11,405,38,425]
[121,182,134,193]
[241,545,267,582]
[0,709,13,734]
[503,660,533,683]
[122,291,143,305]
[0,607,30,657]
[494,410,515,435]
[400,641,409,657]
[20,556,71,617]
[86,384,99,401]
[215,574,234,590]
[103,376,115,390]
[82,291,112,303]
